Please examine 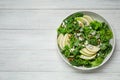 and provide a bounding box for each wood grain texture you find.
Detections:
[0,72,119,80]
[0,10,119,30]
[0,0,119,80]
[0,0,120,9]
[0,29,119,50]
[0,30,56,49]
[0,49,118,73]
